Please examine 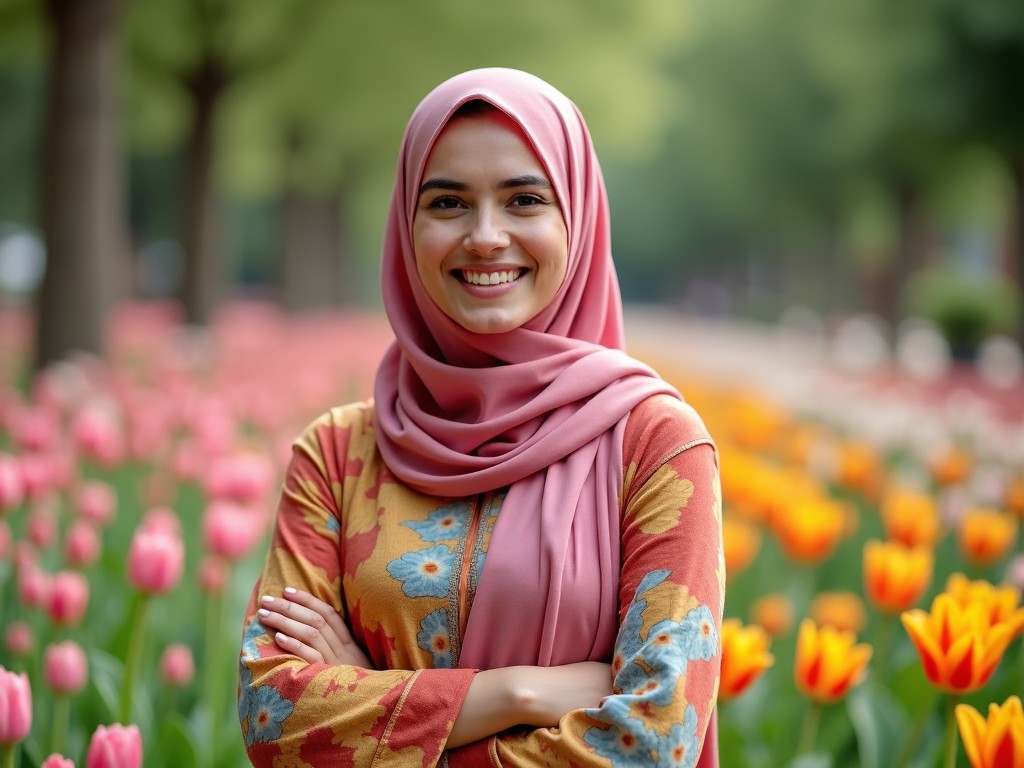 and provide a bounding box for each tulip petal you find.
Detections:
[955,703,986,768]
